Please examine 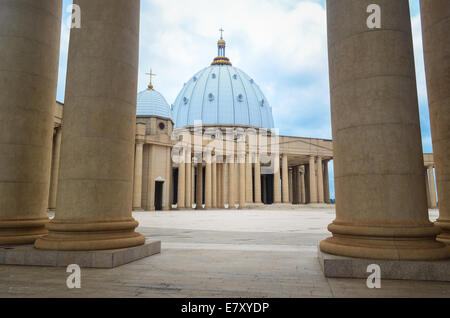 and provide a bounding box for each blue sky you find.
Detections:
[56,0,430,199]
